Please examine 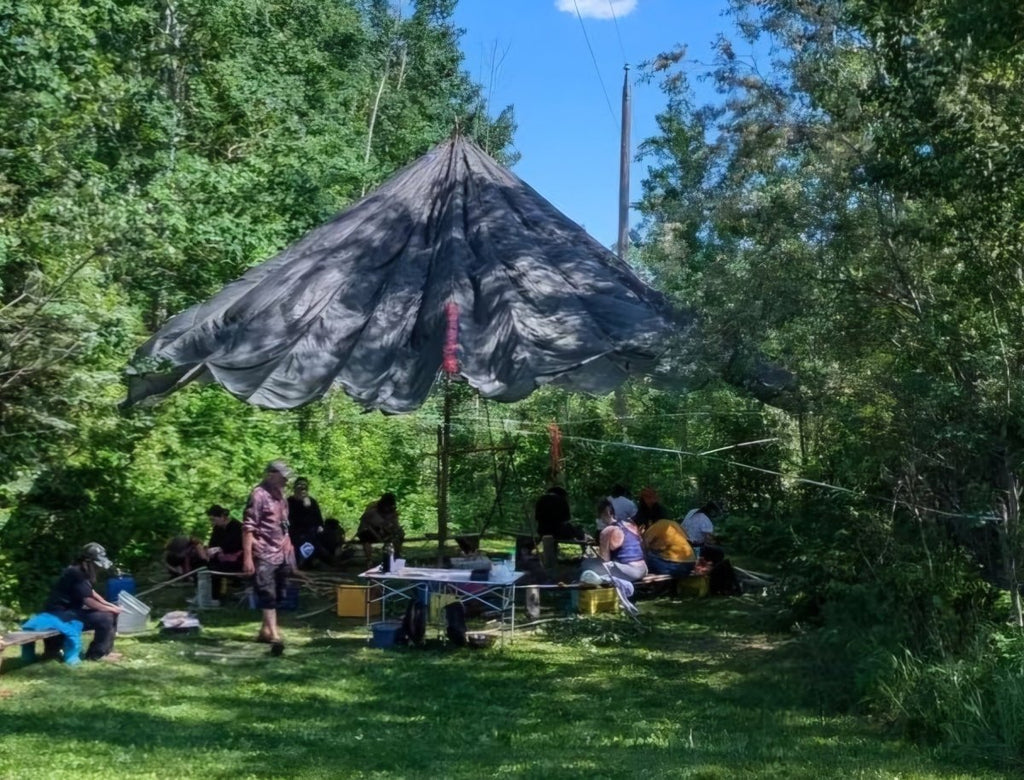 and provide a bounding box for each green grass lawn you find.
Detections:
[0,584,1011,779]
